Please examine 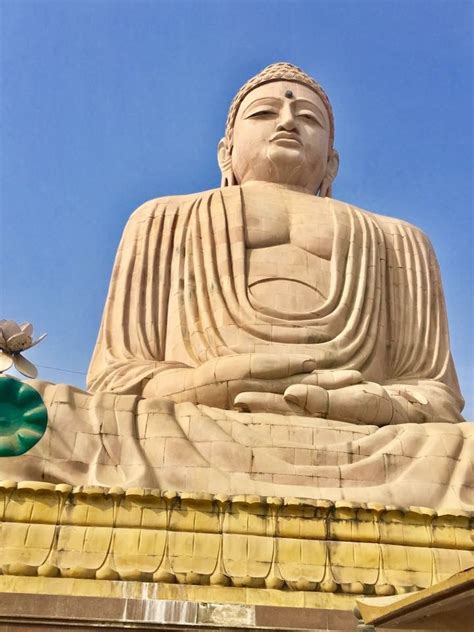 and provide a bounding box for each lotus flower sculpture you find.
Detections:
[0,320,47,379]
